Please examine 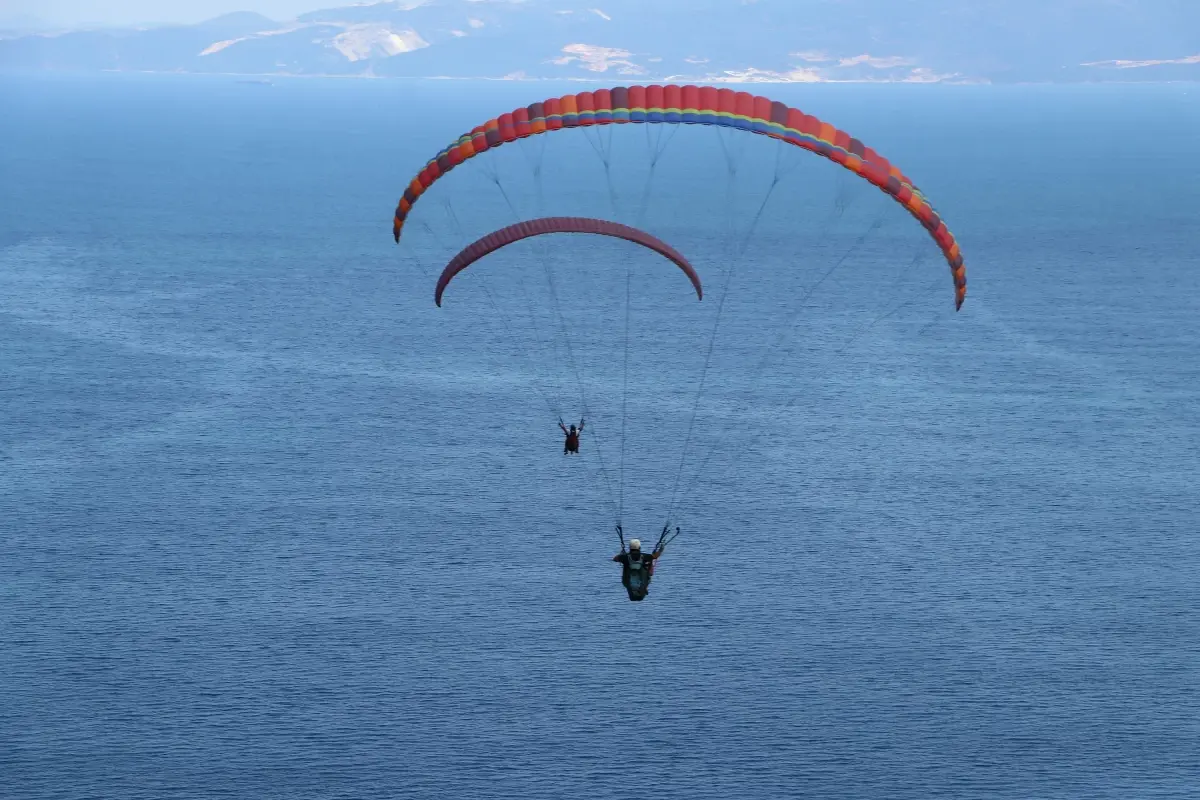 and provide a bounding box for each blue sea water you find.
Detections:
[1,75,1199,799]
